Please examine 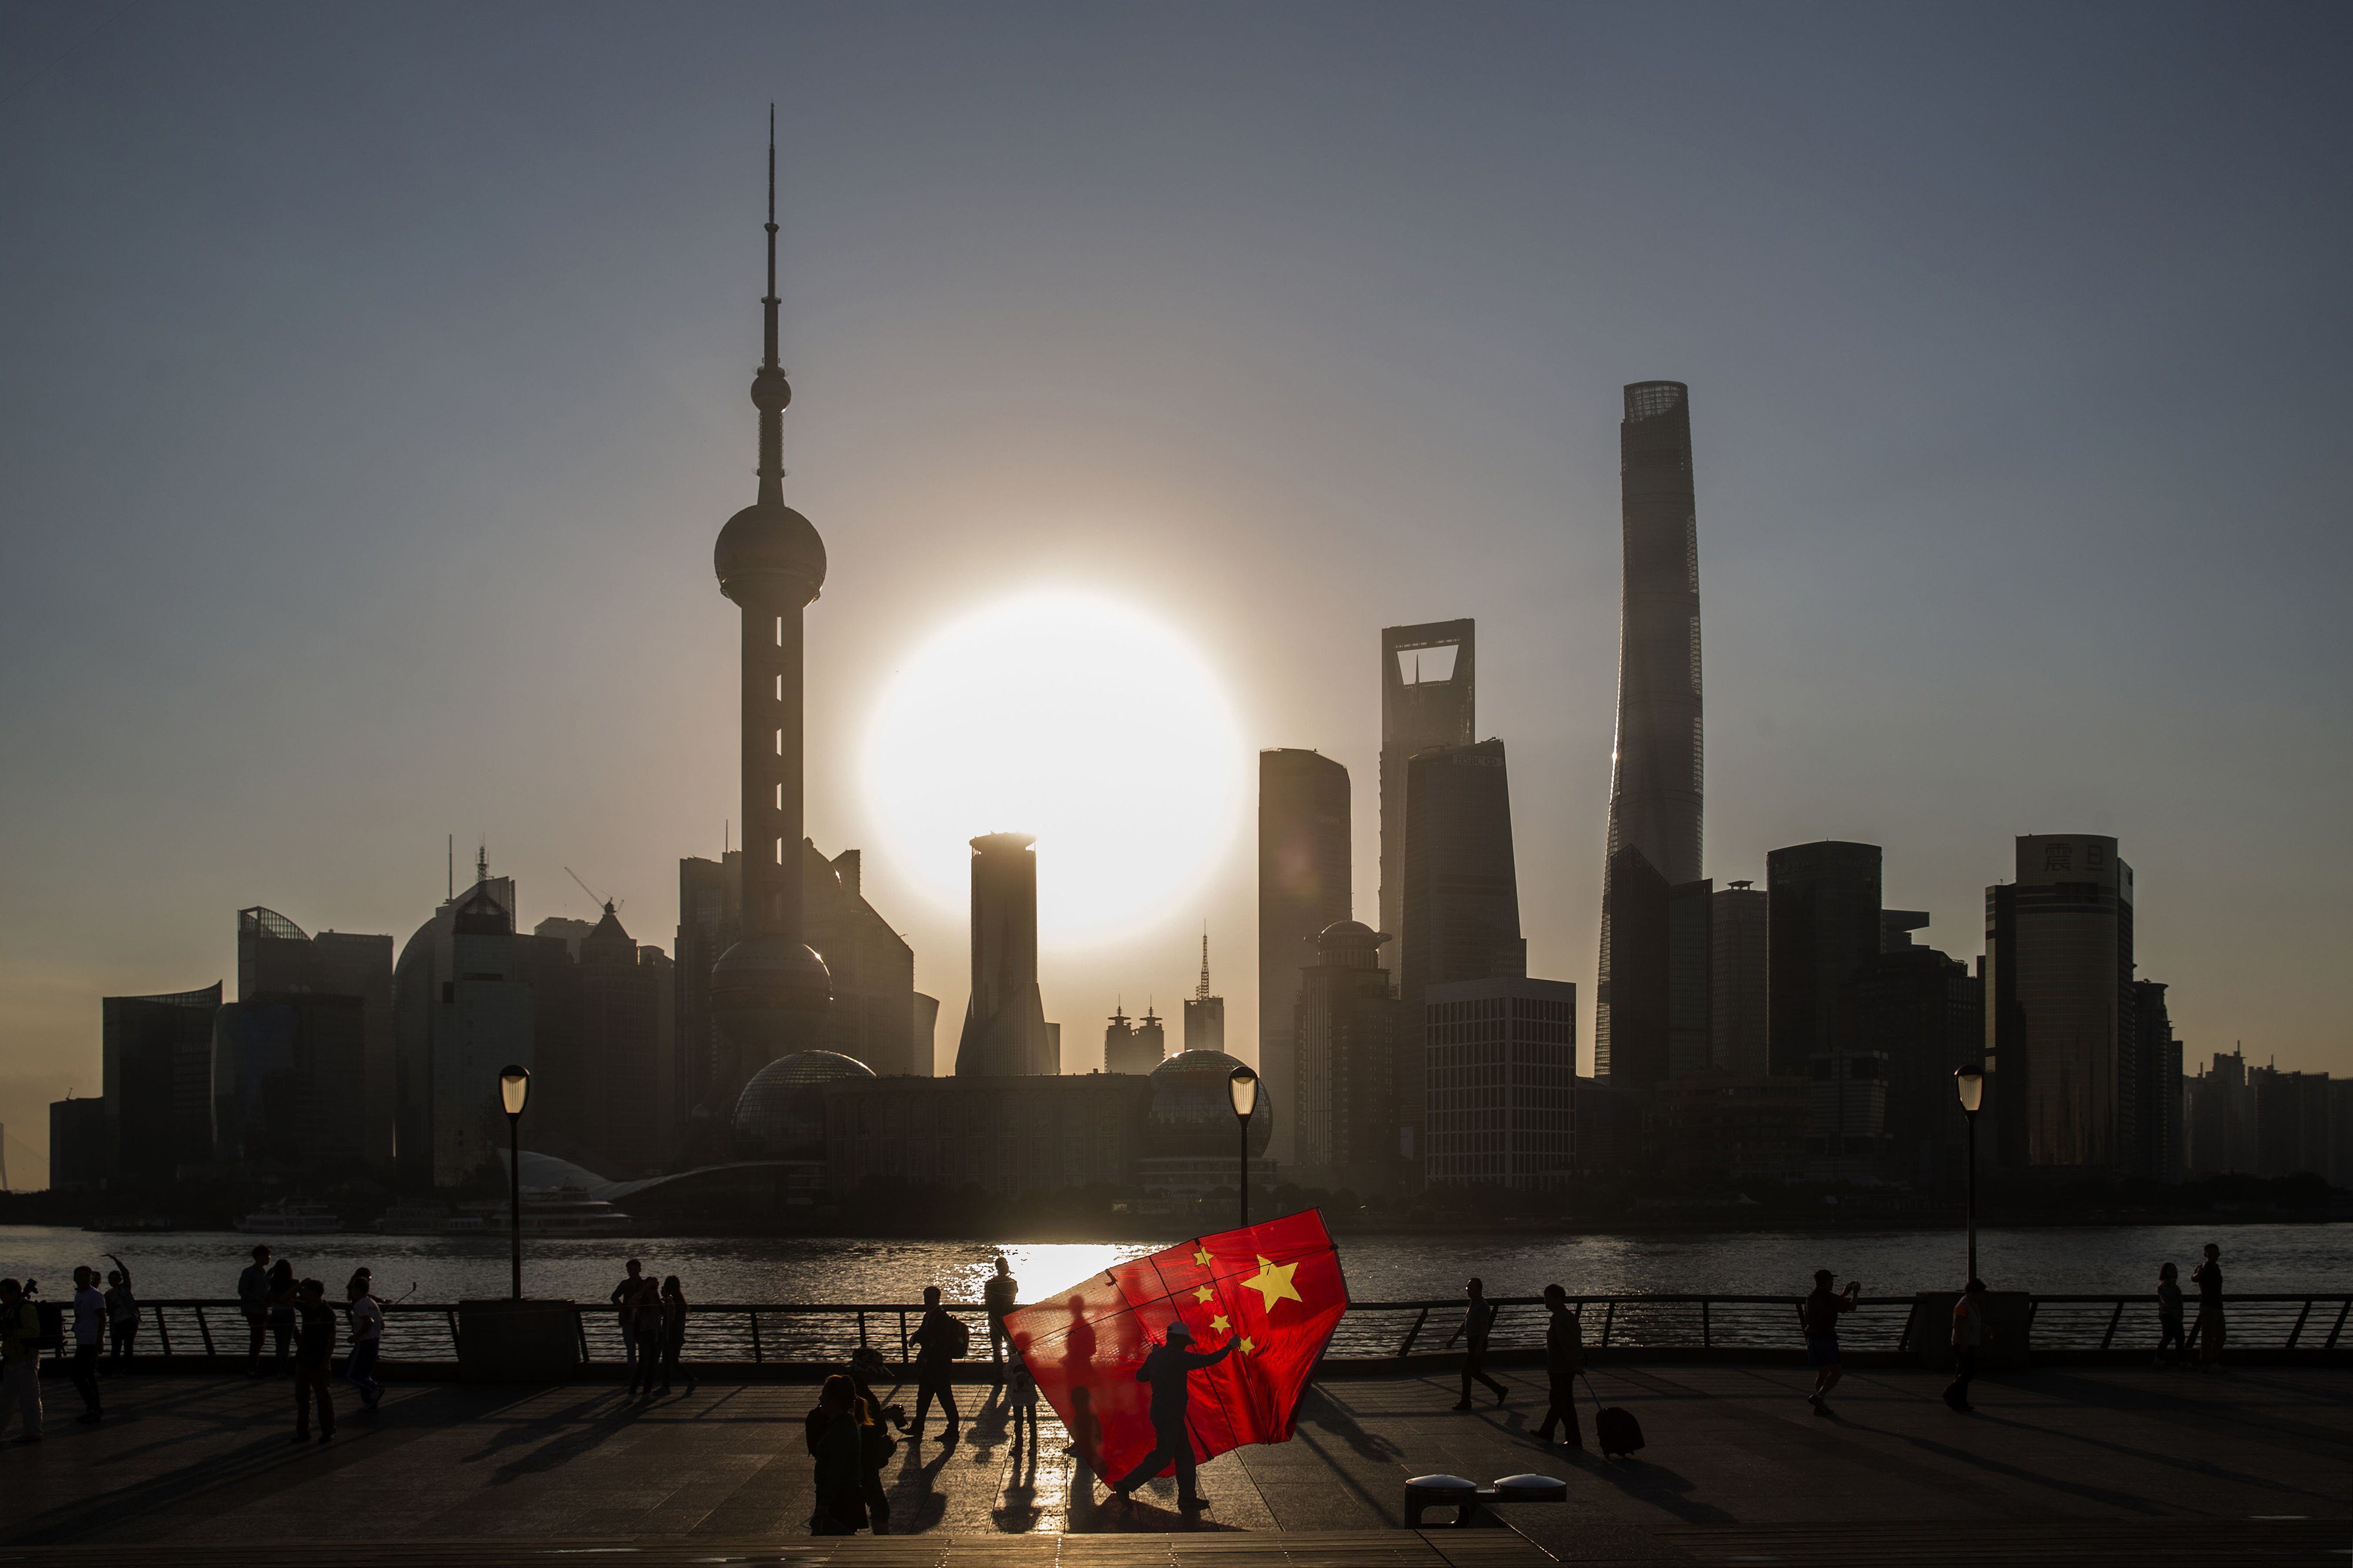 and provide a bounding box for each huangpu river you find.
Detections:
[2,1222,2341,1304]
